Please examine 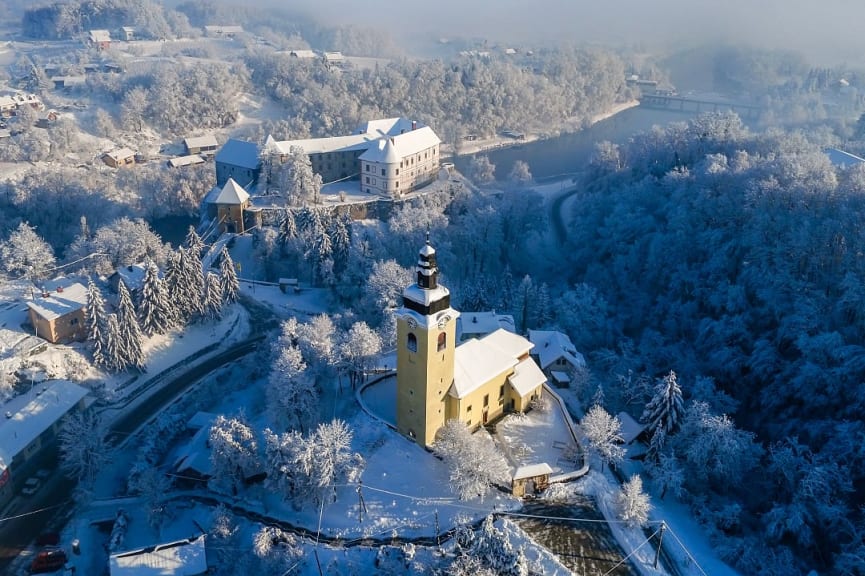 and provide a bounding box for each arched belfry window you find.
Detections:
[407,333,418,352]
[437,332,447,352]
